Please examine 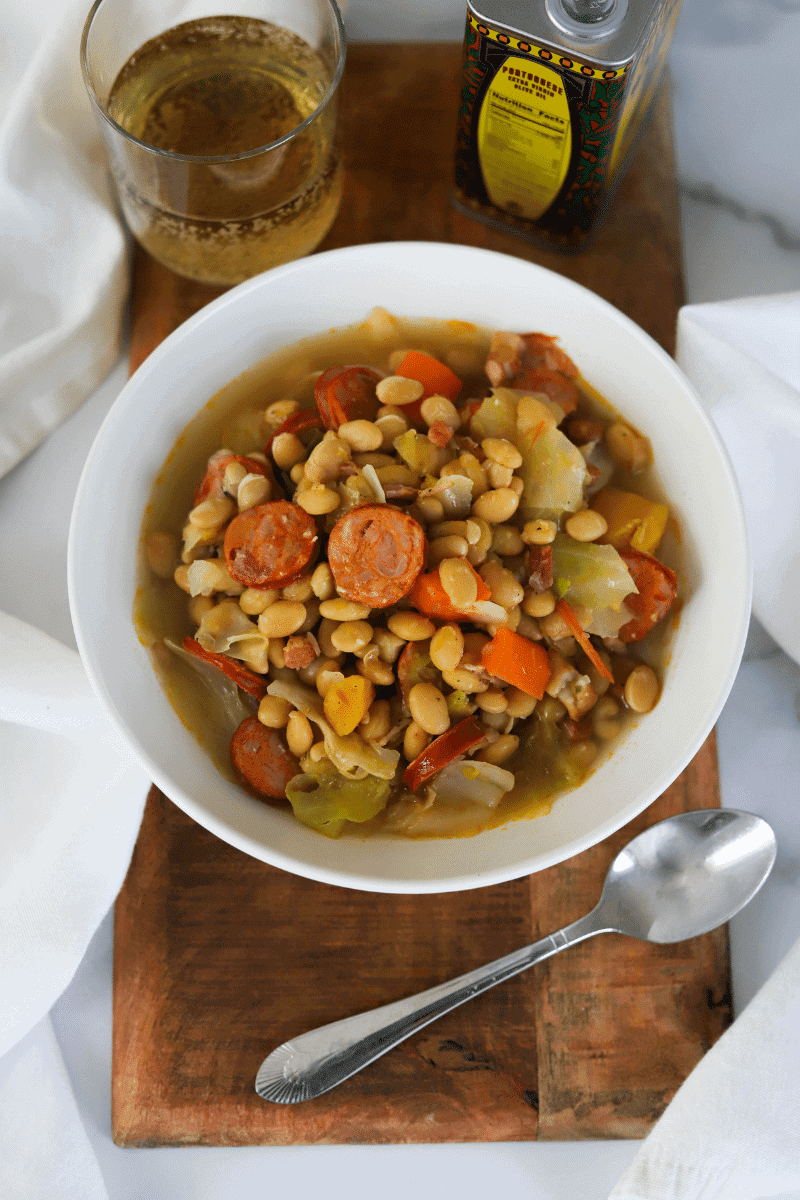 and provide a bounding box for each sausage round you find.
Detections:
[230,716,299,799]
[314,365,381,430]
[224,500,318,589]
[194,452,270,506]
[618,549,678,643]
[327,504,426,608]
